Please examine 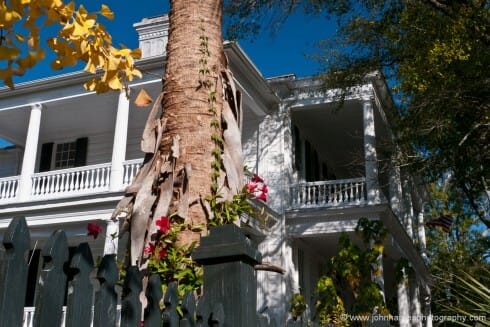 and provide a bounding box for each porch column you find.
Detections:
[362,95,381,203]
[18,103,43,201]
[370,239,386,304]
[402,178,415,240]
[422,284,433,327]
[409,278,423,327]
[417,207,428,261]
[389,158,405,220]
[103,218,119,255]
[397,269,411,327]
[109,90,130,192]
